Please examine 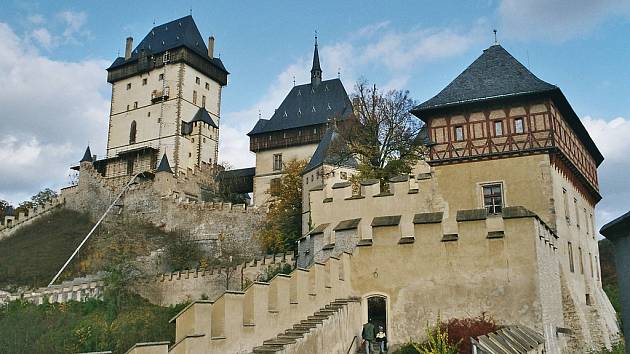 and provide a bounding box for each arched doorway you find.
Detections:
[367,295,387,331]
